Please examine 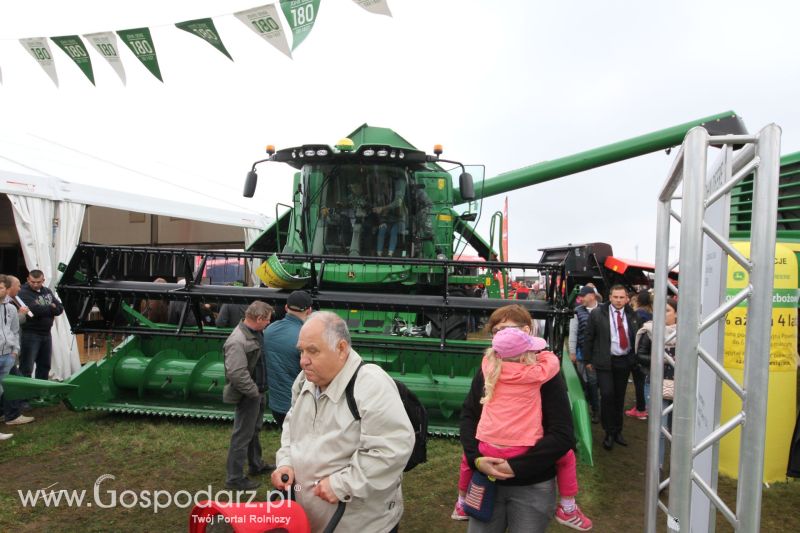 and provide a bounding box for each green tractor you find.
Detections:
[9,112,746,446]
